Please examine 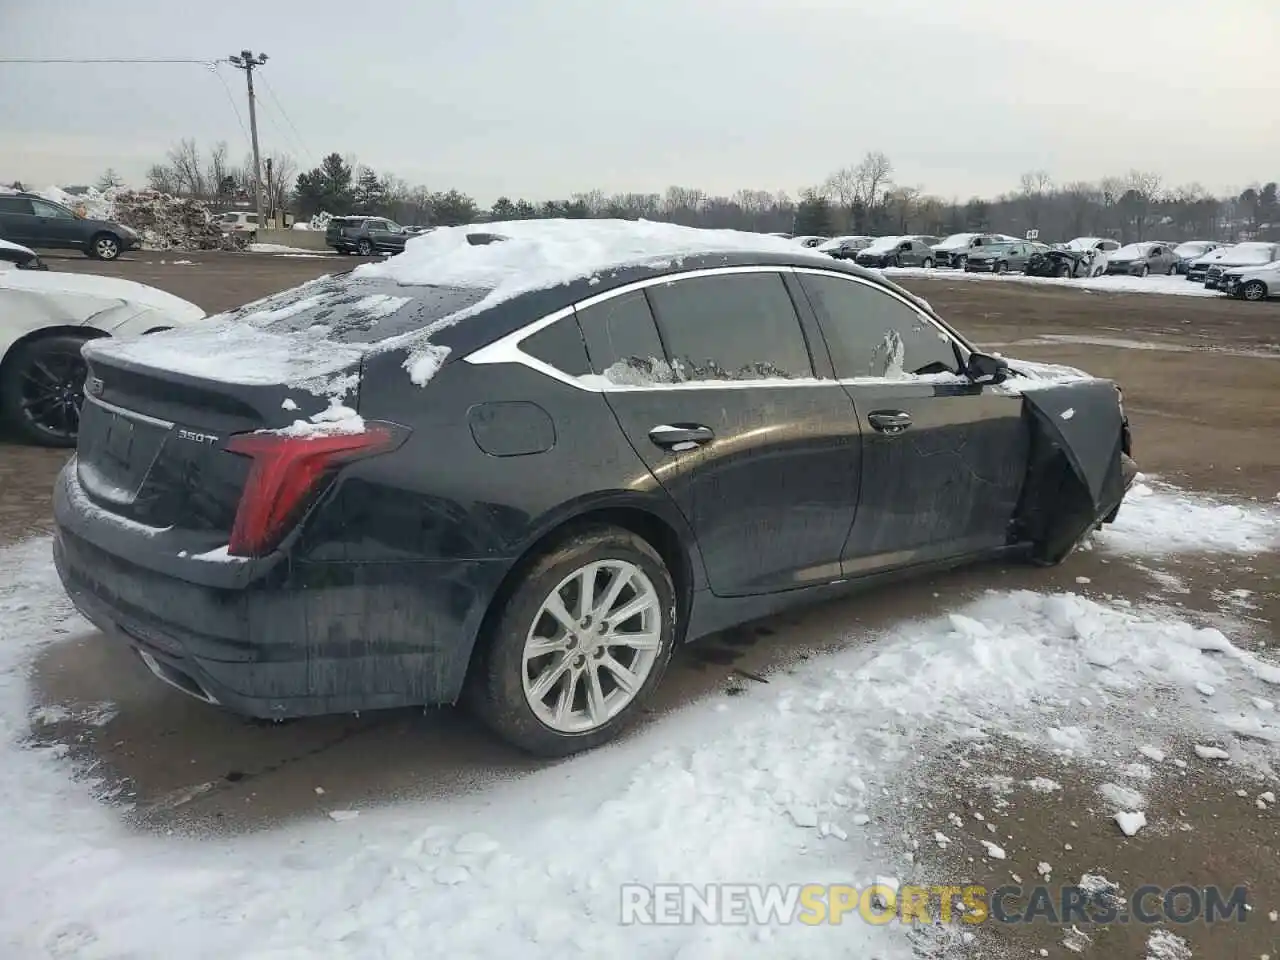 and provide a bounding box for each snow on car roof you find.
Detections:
[861,236,904,251]
[0,269,204,320]
[356,218,819,292]
[84,220,833,394]
[1113,242,1155,257]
